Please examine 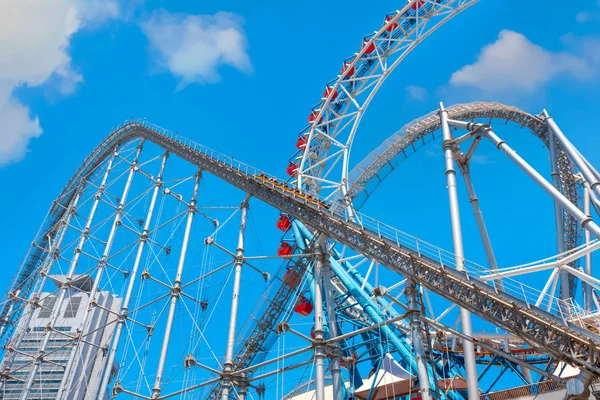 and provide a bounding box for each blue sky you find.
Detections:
[1,0,596,277]
[0,0,600,394]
